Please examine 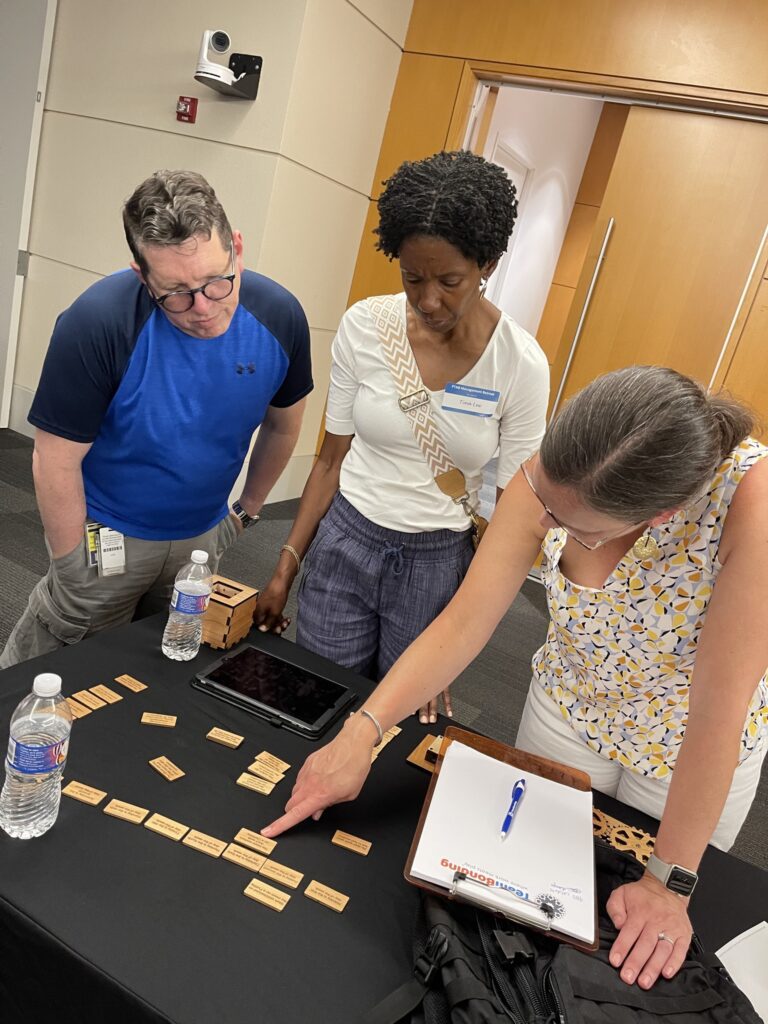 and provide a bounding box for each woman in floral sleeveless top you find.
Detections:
[265,366,768,994]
